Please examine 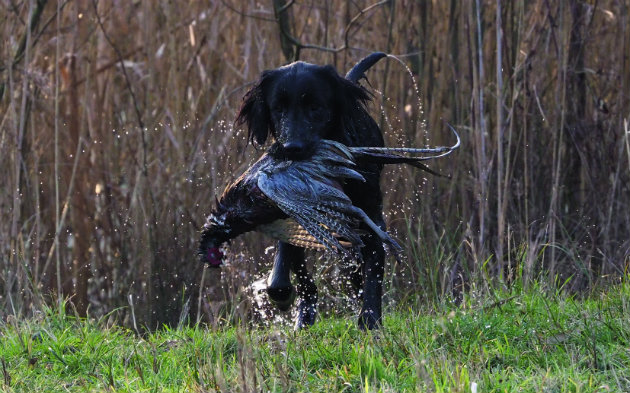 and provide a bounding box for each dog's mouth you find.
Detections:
[267,142,317,161]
